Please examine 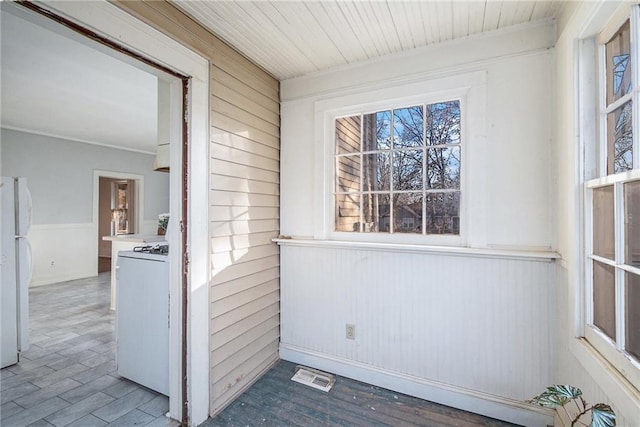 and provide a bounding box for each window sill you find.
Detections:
[273,237,560,262]
[569,338,640,424]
